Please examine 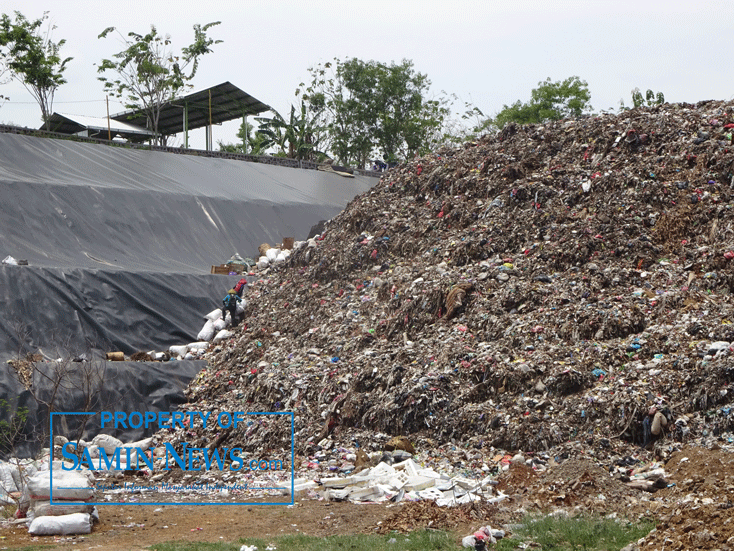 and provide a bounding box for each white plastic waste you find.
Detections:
[265,248,280,261]
[2,255,18,265]
[169,345,188,358]
[30,500,94,518]
[28,512,92,535]
[213,329,233,342]
[197,319,215,341]
[91,434,123,455]
[186,342,209,352]
[27,470,94,501]
[204,308,223,321]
